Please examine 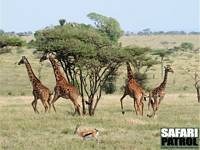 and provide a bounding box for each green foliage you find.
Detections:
[180,42,194,51]
[152,48,173,58]
[0,34,24,54]
[0,35,24,48]
[102,74,117,94]
[122,46,158,73]
[87,12,123,43]
[35,23,113,56]
[27,40,36,48]
[134,72,147,88]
